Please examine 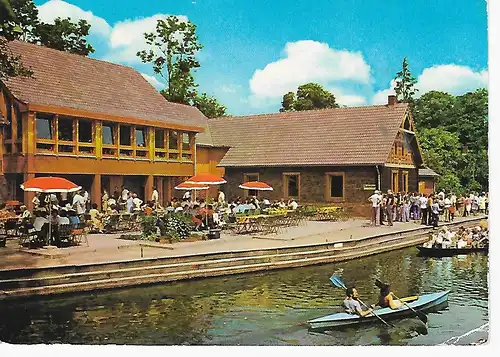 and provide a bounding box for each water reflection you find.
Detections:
[0,247,488,345]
